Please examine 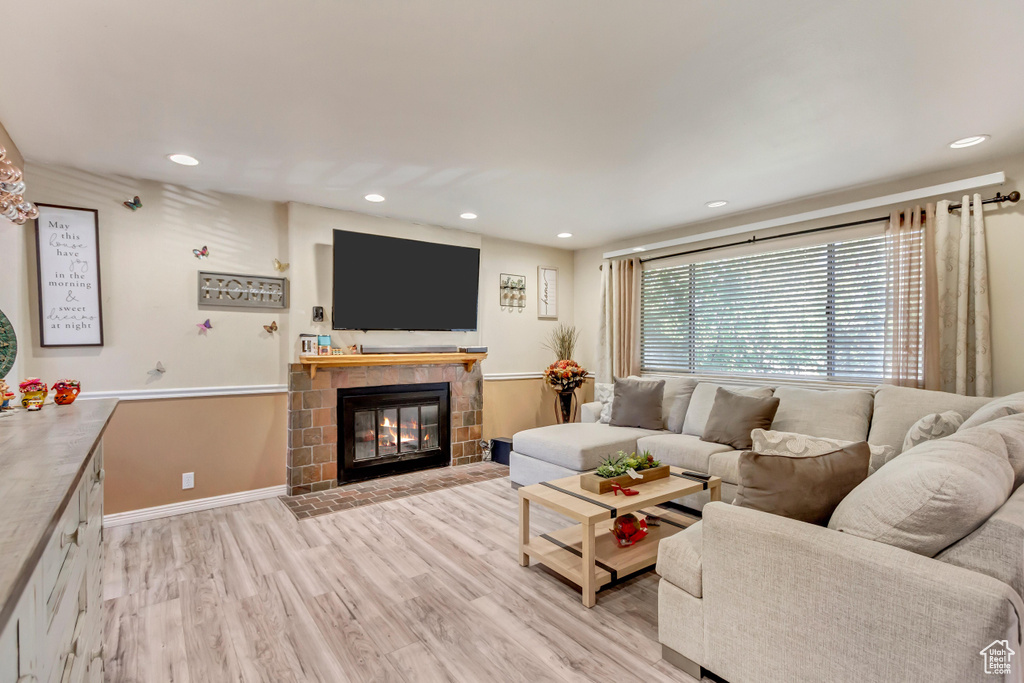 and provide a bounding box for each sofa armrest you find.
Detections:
[700,502,1024,683]
[580,401,603,423]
